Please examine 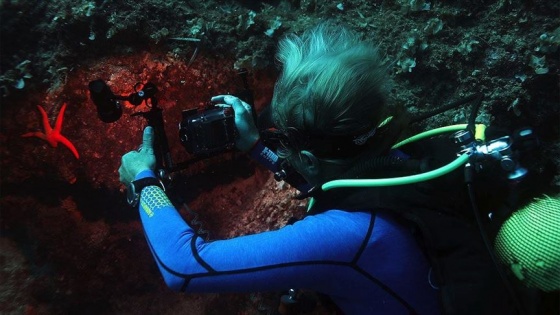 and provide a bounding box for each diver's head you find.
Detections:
[270,22,403,186]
